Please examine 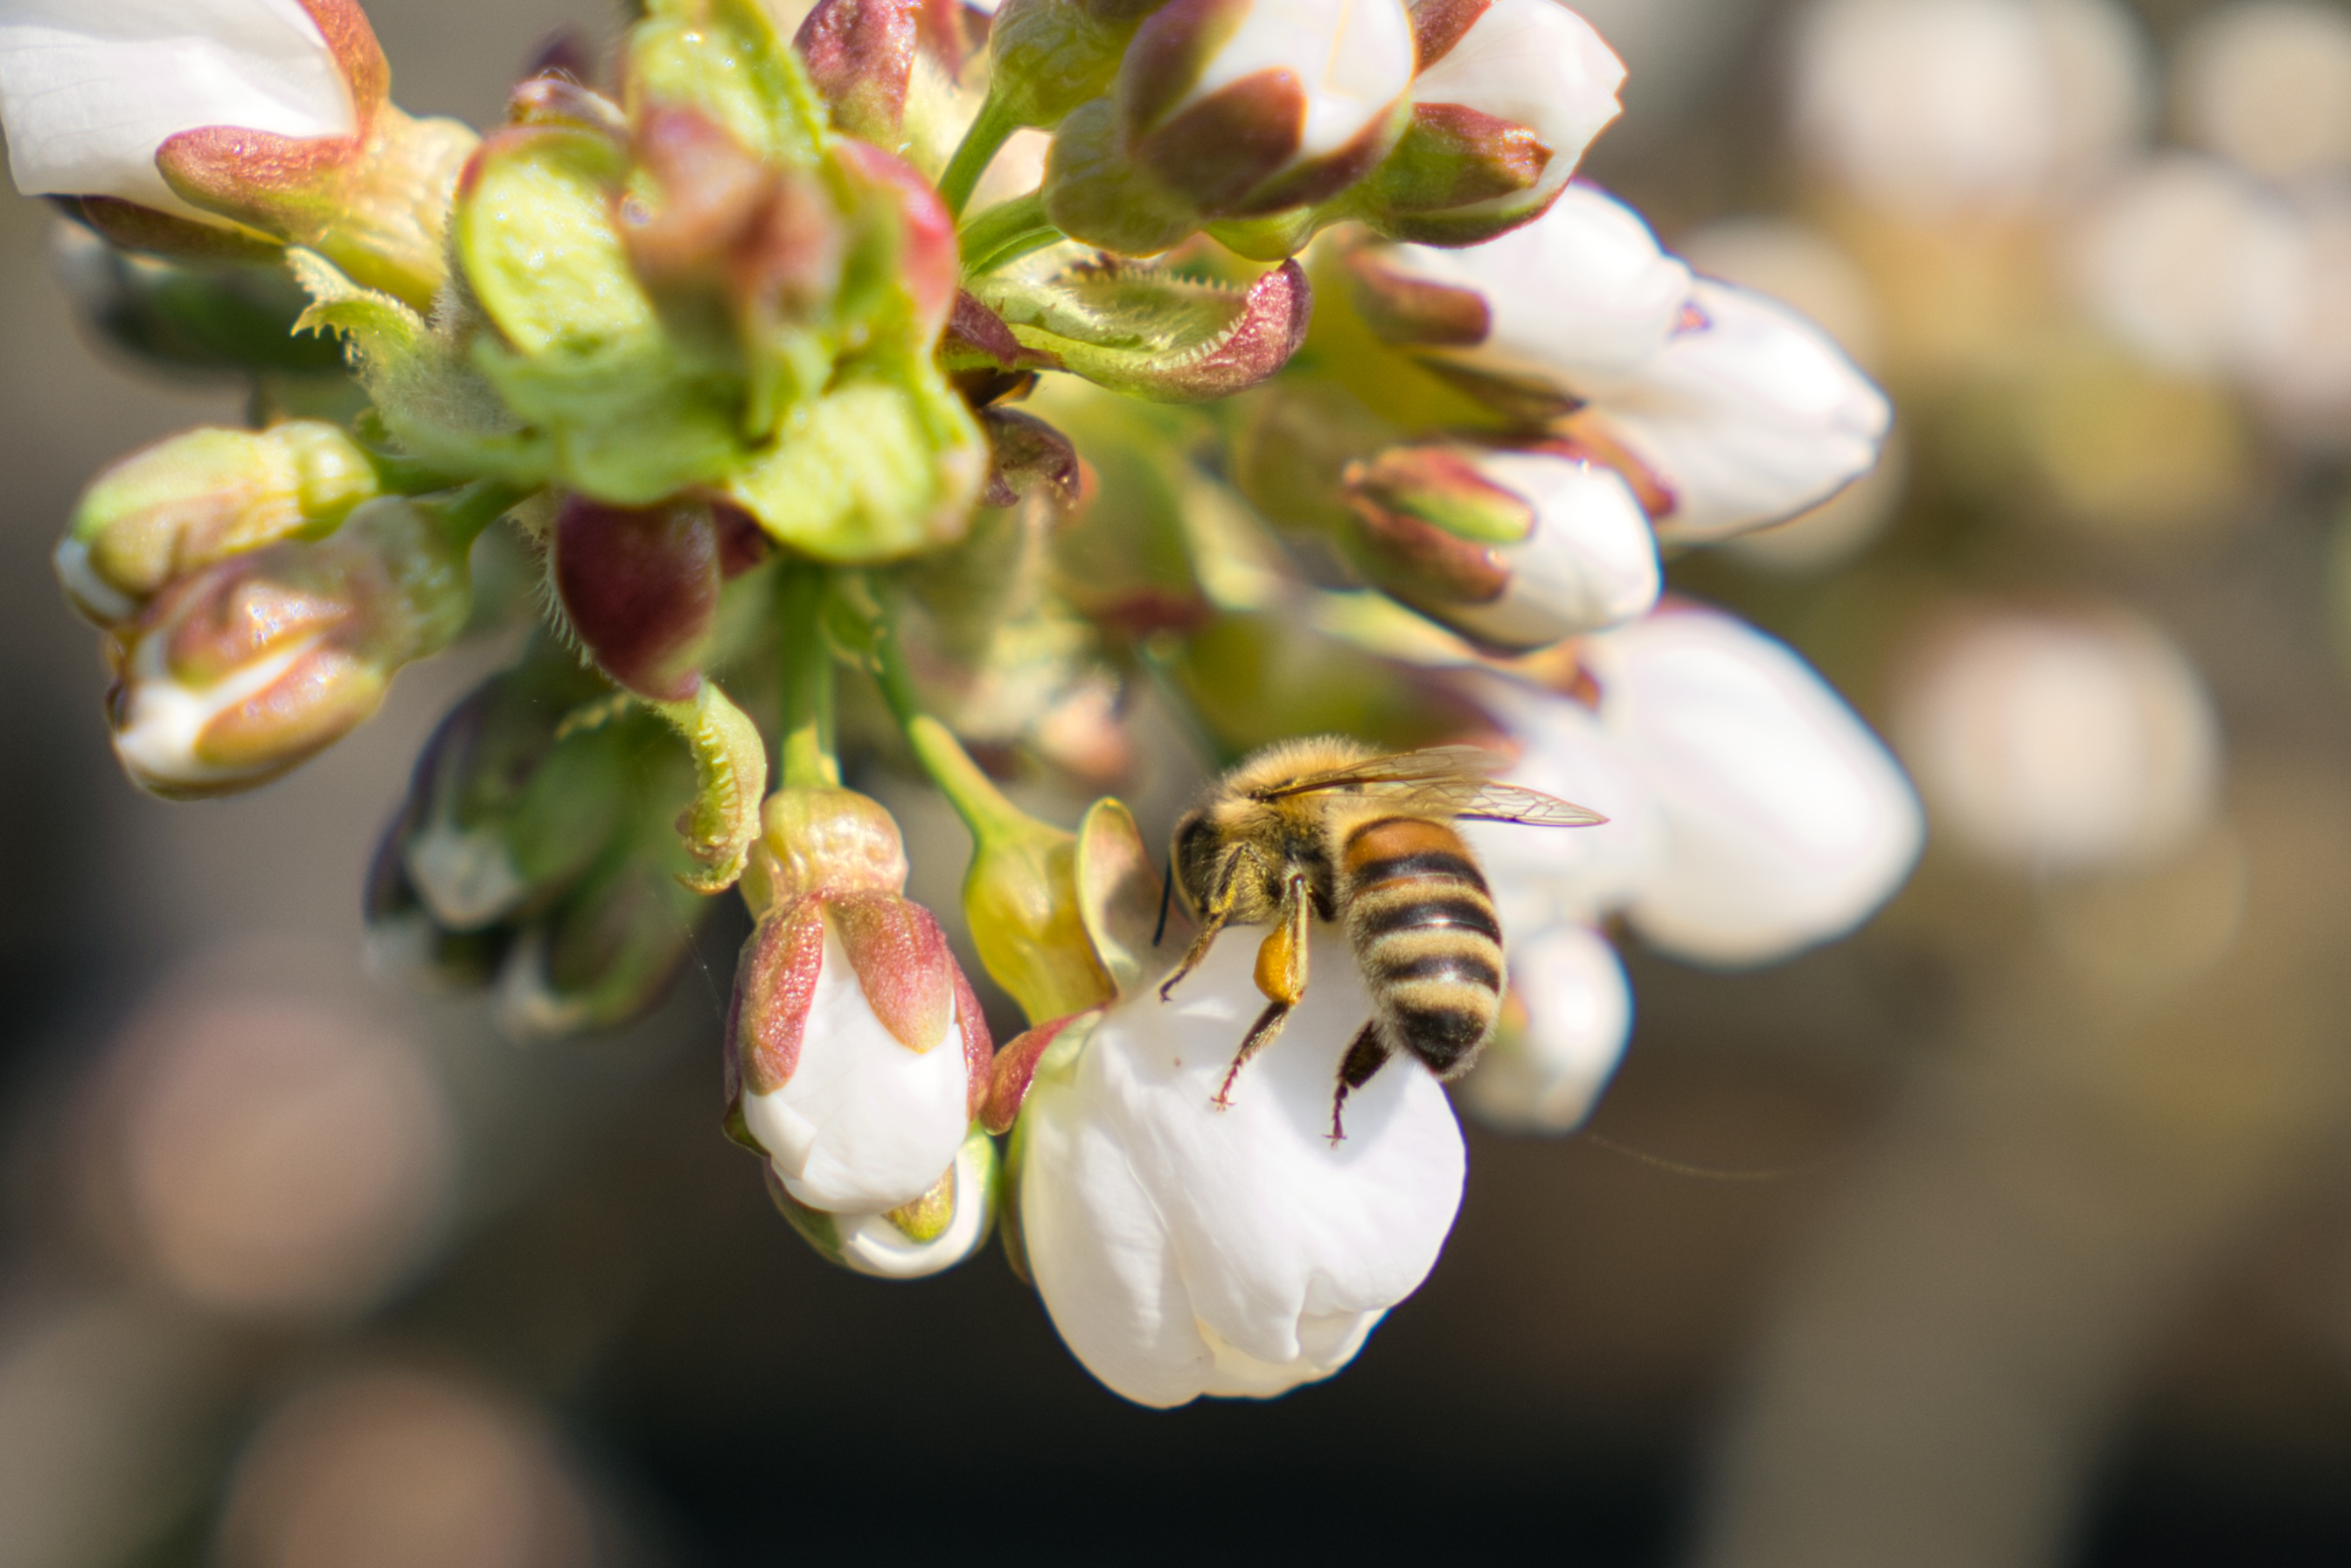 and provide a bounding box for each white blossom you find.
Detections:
[0,0,355,222]
[1586,605,1923,967]
[1386,181,1693,381]
[1587,280,1893,545]
[2175,0,2351,184]
[1018,927,1464,1407]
